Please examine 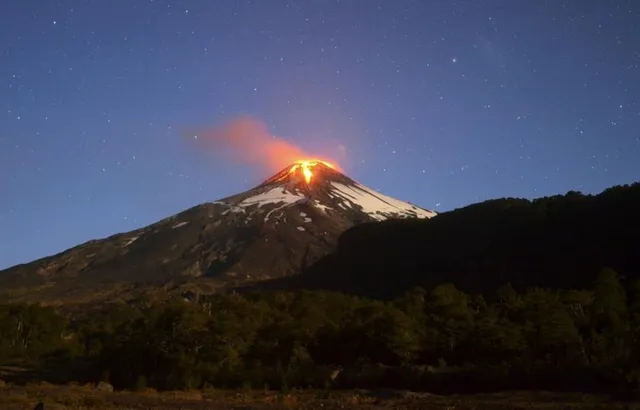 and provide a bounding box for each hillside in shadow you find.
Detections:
[257,182,640,299]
